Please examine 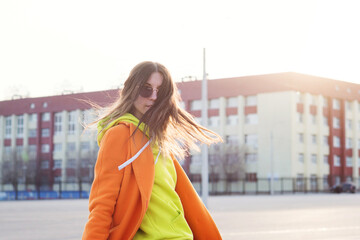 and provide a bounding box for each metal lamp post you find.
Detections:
[201,48,209,206]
